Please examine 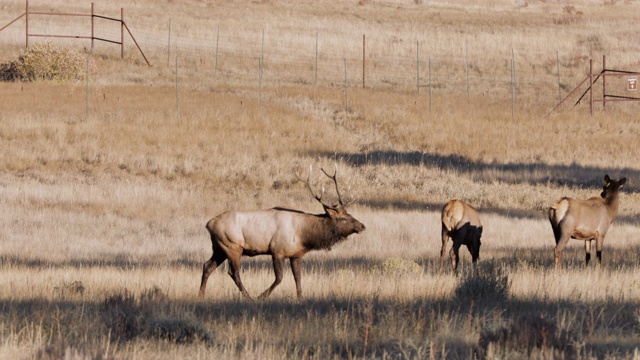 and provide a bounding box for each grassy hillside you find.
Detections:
[1,1,639,358]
